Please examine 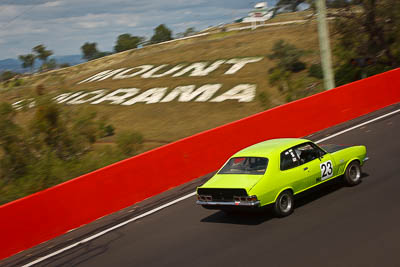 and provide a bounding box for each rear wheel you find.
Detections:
[344,161,362,186]
[274,190,294,217]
